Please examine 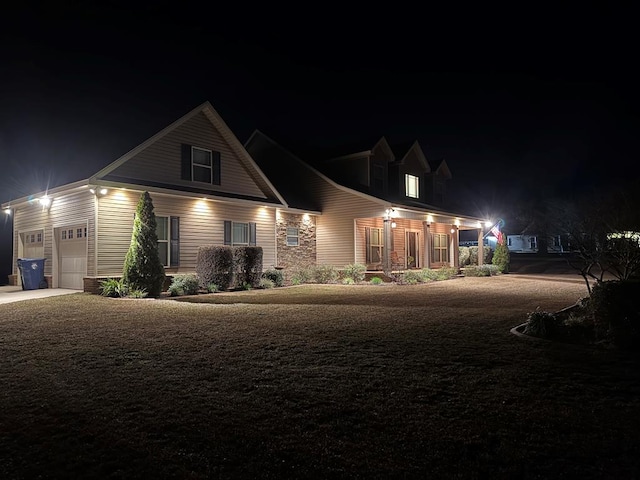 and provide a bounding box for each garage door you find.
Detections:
[58,225,87,290]
[23,230,44,259]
